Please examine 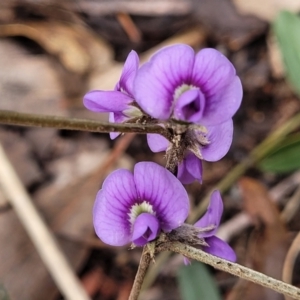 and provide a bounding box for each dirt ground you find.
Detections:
[0,1,300,299]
